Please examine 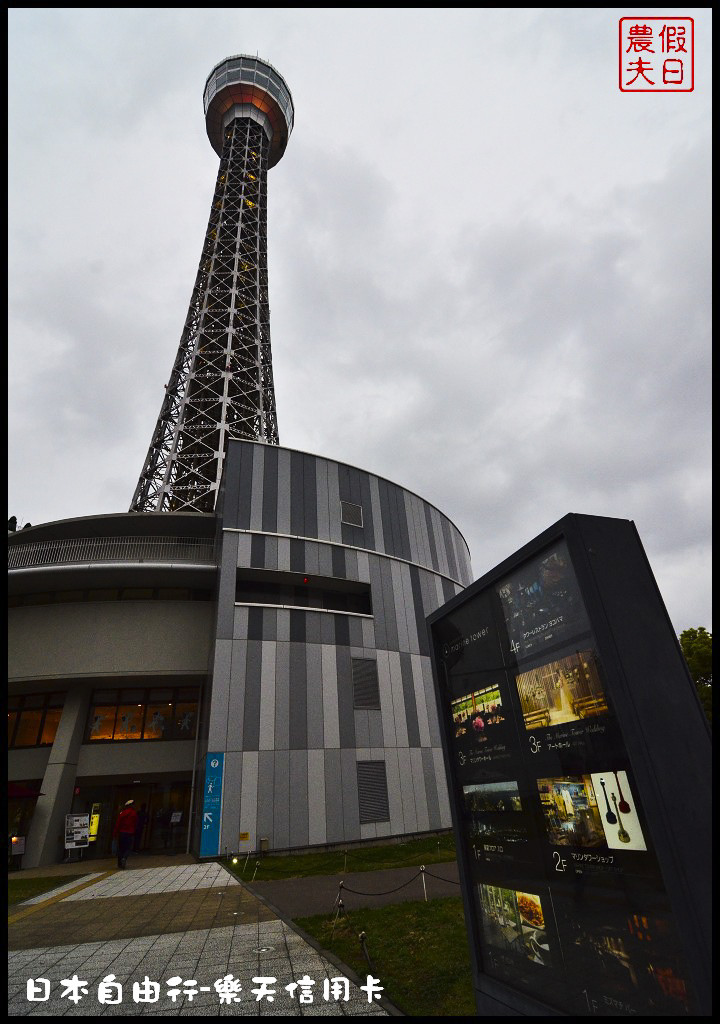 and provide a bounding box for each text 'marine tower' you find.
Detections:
[131,56,293,514]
